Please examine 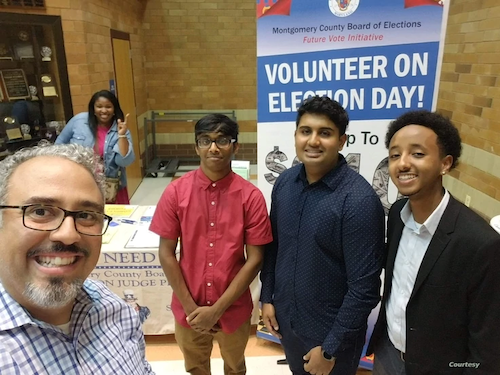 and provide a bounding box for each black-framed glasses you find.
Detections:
[196,137,236,149]
[0,204,112,236]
